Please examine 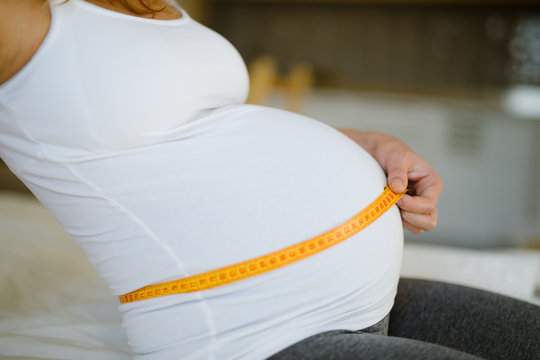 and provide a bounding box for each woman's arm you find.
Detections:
[0,0,51,86]
[339,129,442,234]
